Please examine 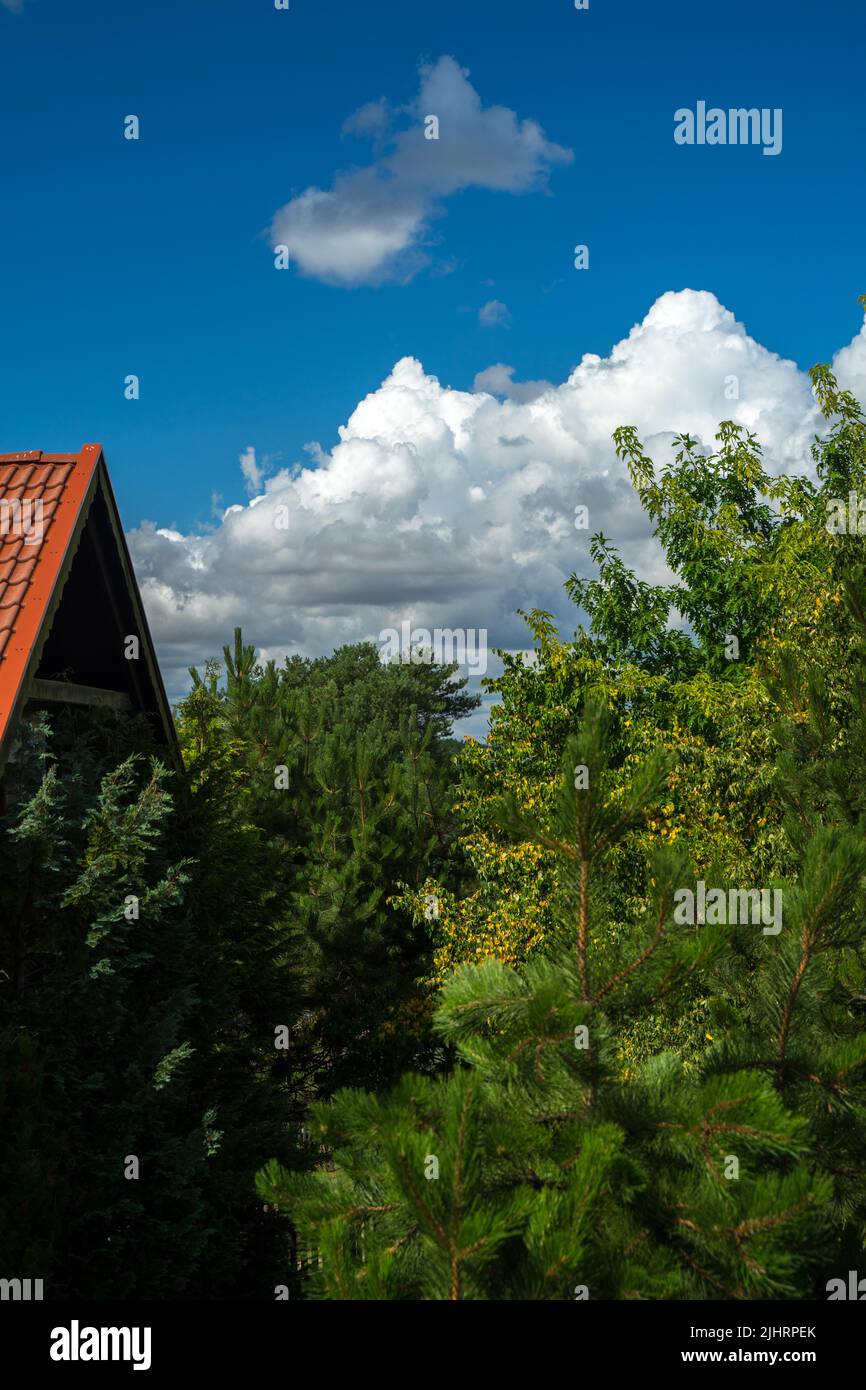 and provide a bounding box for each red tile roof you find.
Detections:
[0,444,179,773]
[0,446,102,753]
